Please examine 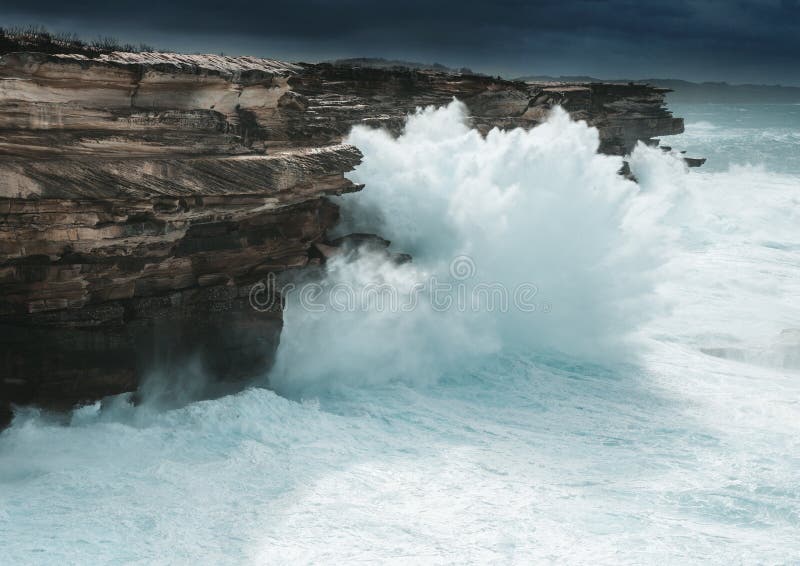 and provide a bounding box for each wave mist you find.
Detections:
[269,101,685,396]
